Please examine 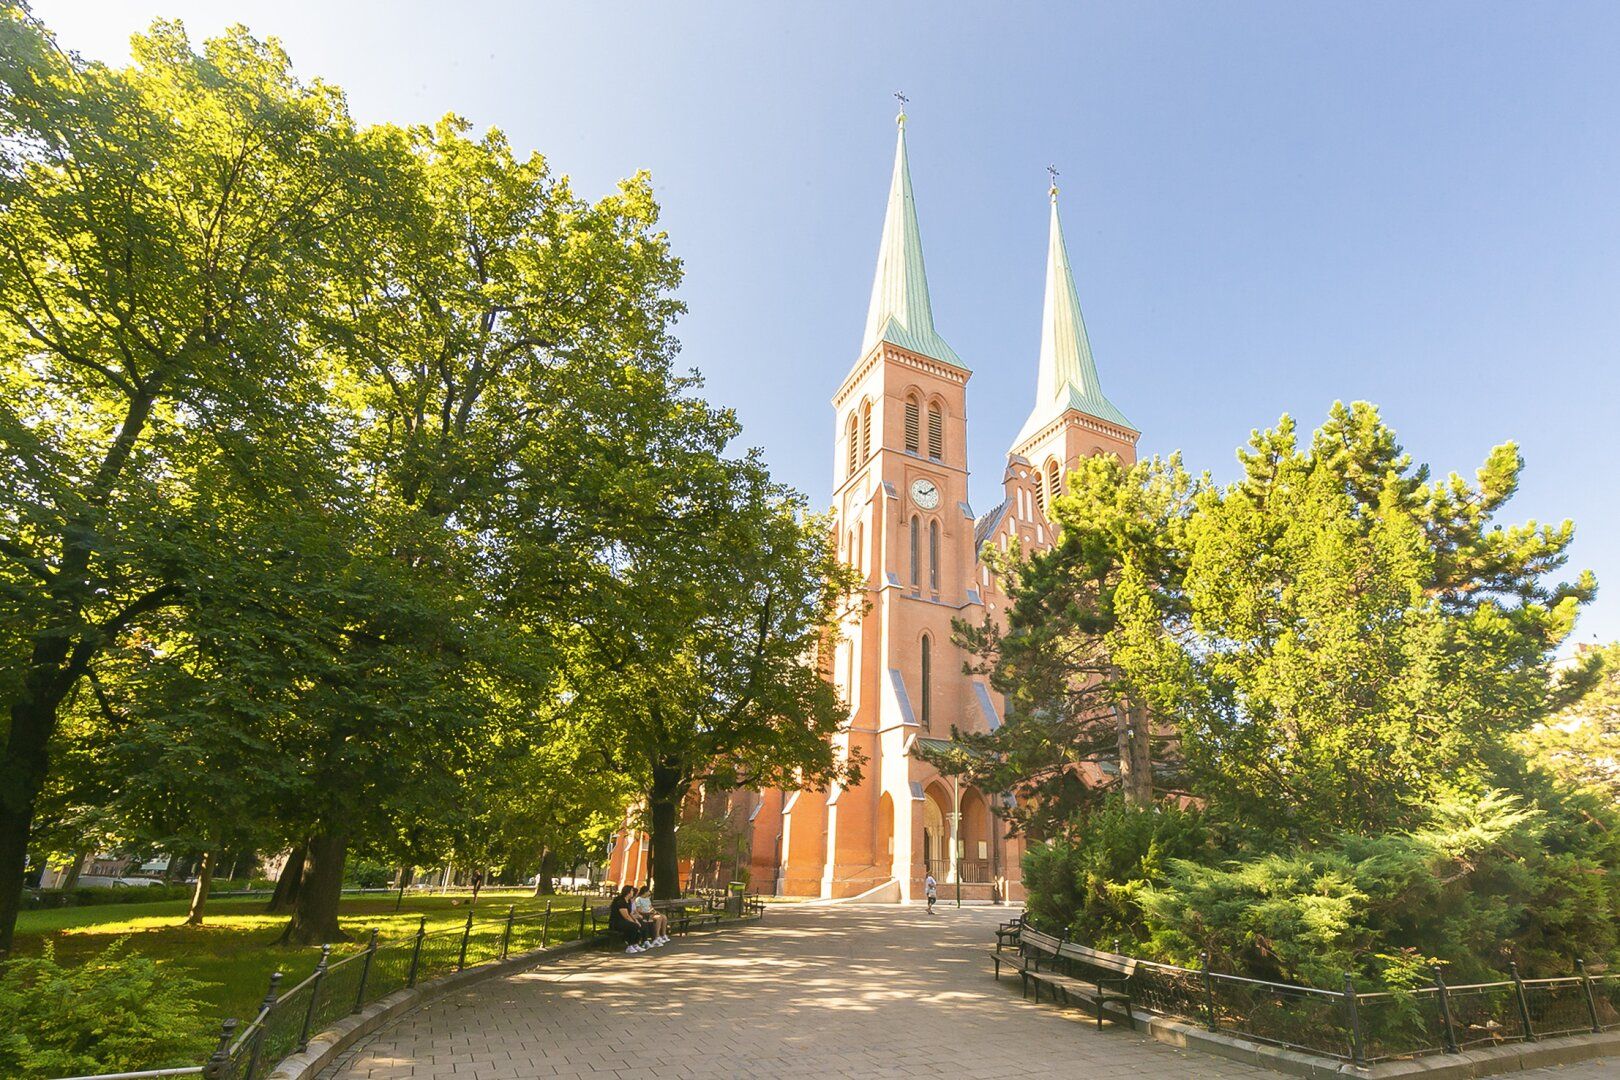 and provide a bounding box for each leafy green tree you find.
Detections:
[451,699,636,894]
[926,453,1197,837]
[567,452,862,898]
[272,115,691,940]
[0,10,374,953]
[1521,643,1620,798]
[1158,402,1594,837]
